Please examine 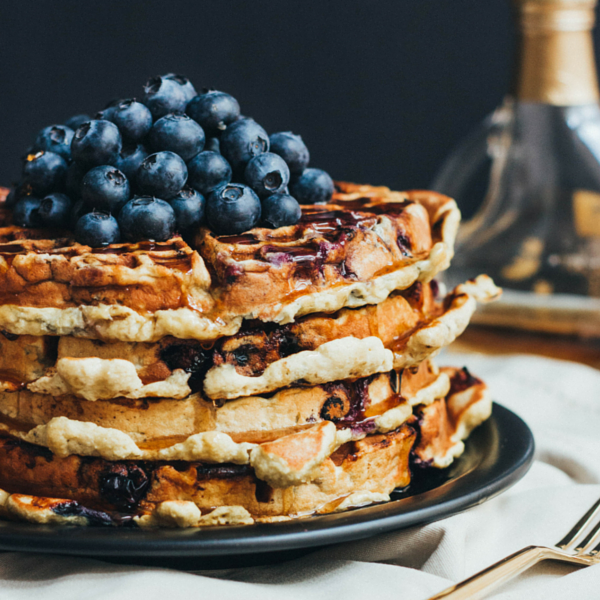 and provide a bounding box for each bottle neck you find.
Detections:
[513,1,600,105]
